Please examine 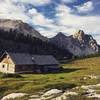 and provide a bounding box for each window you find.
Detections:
[2,65,5,68]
